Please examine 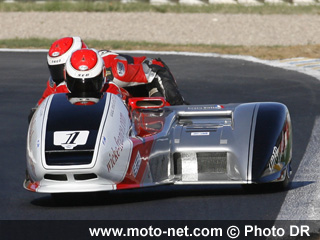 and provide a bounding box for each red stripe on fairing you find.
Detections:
[26,181,40,192]
[116,136,155,190]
